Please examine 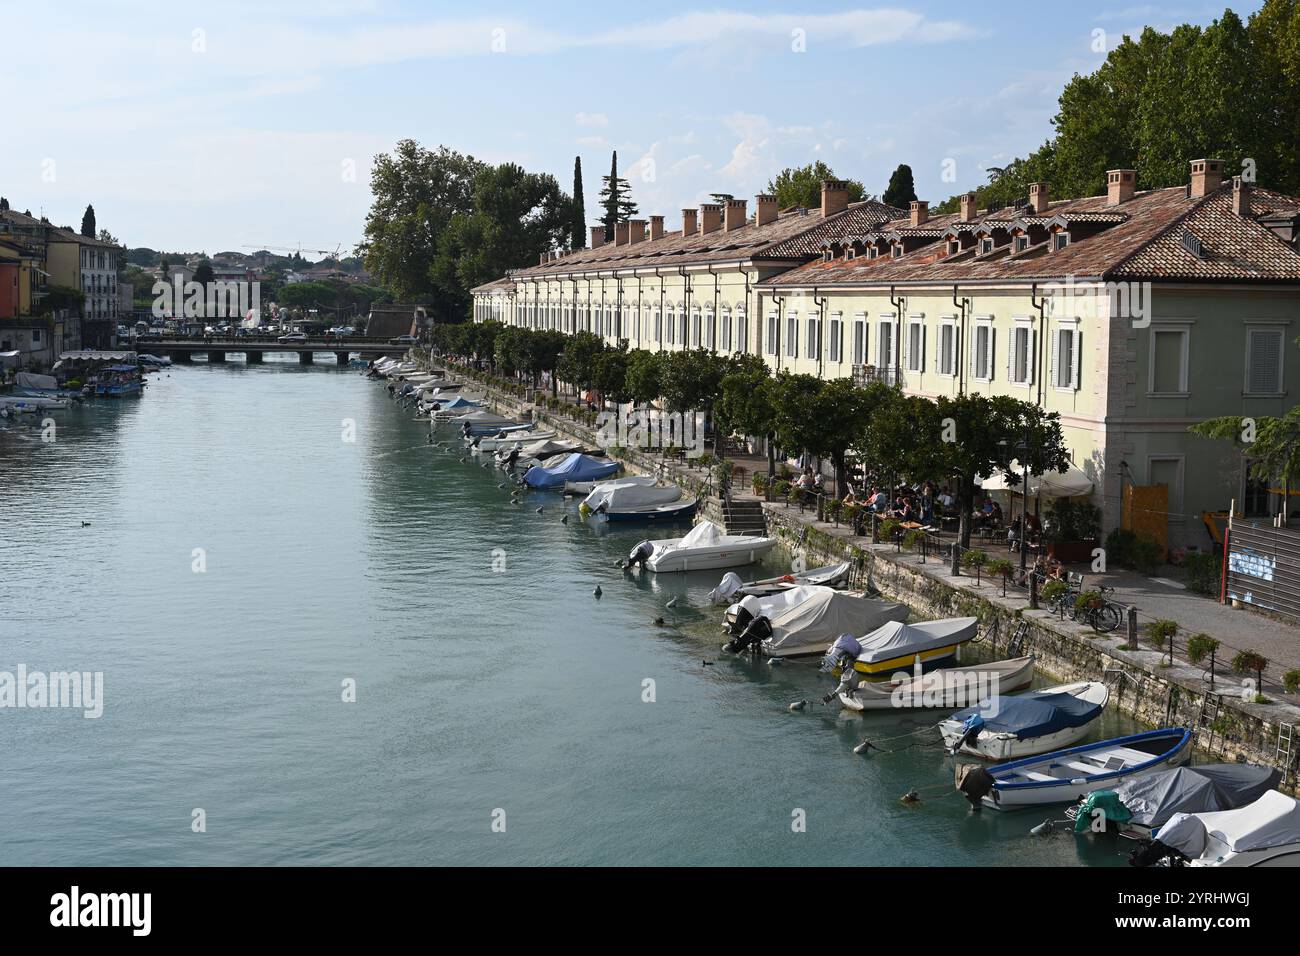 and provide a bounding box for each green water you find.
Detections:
[0,357,1144,865]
